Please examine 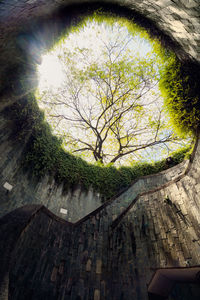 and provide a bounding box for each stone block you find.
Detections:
[96,259,102,274]
[50,267,58,282]
[86,259,92,272]
[94,289,100,300]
